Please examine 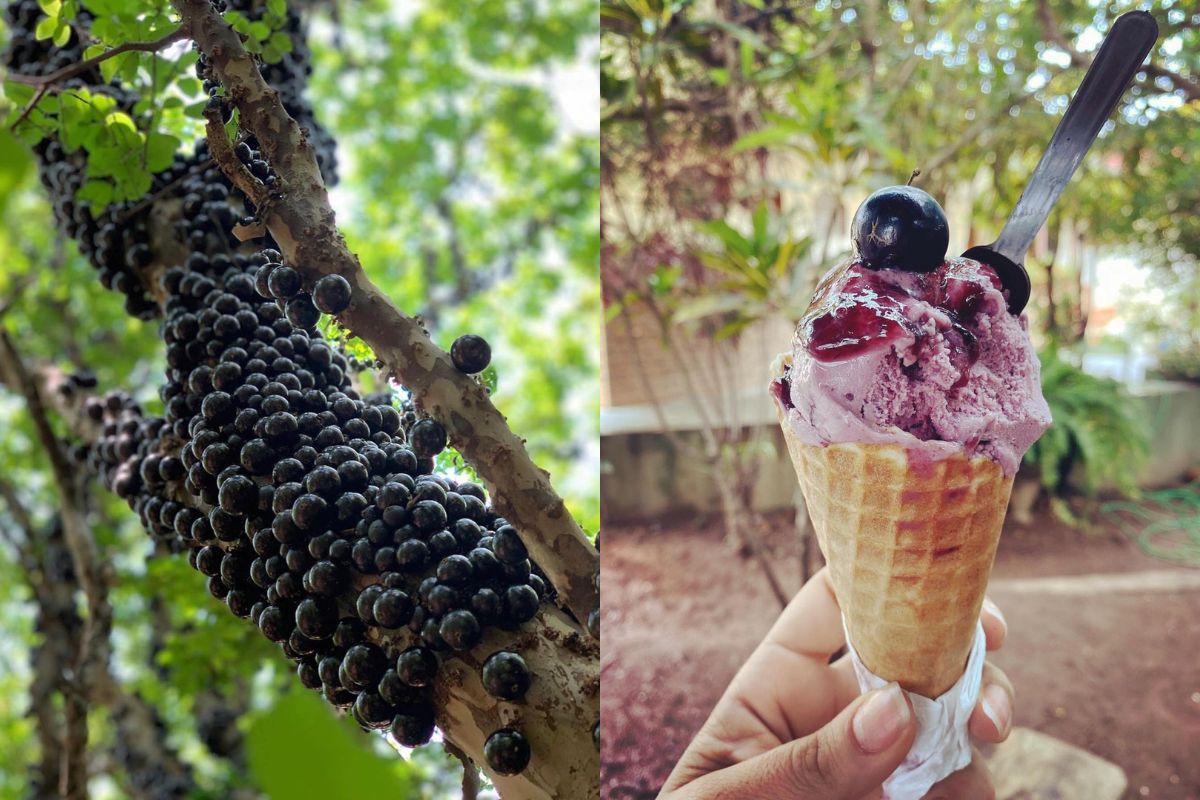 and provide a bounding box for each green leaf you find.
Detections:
[248,21,271,41]
[267,0,286,15]
[104,111,138,134]
[51,20,70,46]
[0,128,33,216]
[226,11,252,34]
[34,15,58,40]
[3,82,36,106]
[75,178,113,209]
[224,107,240,142]
[694,219,751,256]
[118,52,140,83]
[268,31,293,54]
[145,132,181,172]
[178,77,203,96]
[245,692,413,798]
[123,169,152,200]
[671,292,746,324]
[731,125,796,152]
